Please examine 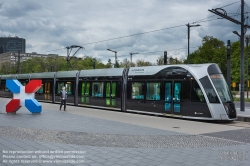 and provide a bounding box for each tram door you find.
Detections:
[44,82,51,100]
[164,81,182,115]
[80,82,90,104]
[105,82,117,107]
